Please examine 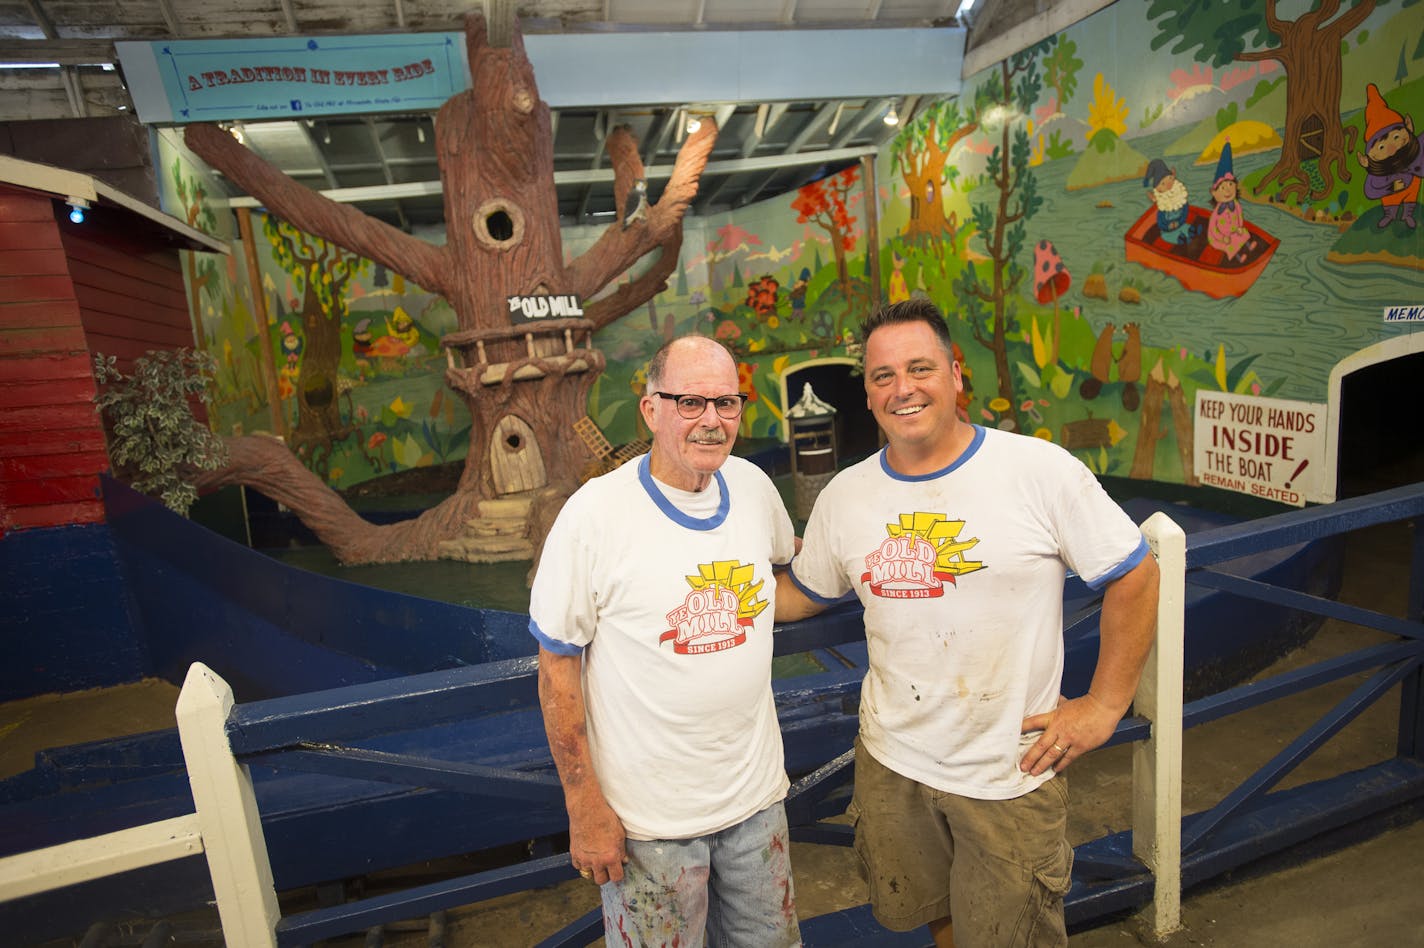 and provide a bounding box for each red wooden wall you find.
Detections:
[0,185,105,532]
[0,182,197,533]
